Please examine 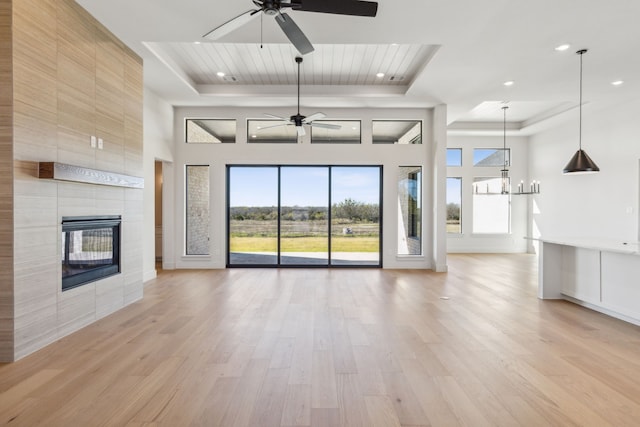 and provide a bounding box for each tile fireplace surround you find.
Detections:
[1,0,144,362]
